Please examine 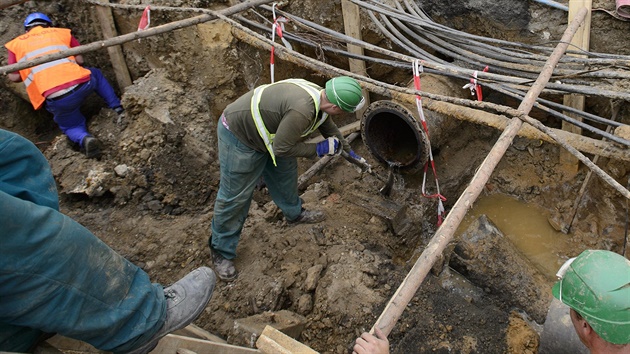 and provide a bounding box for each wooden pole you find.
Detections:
[0,0,273,75]
[341,0,370,119]
[94,0,133,89]
[0,0,26,10]
[560,0,592,177]
[371,7,590,337]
